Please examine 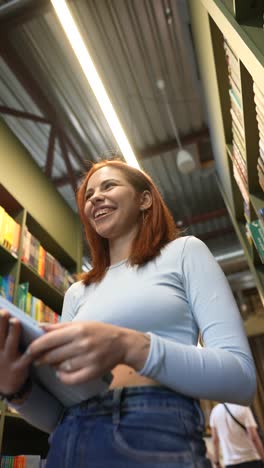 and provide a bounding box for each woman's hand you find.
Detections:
[0,310,33,396]
[27,321,150,385]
